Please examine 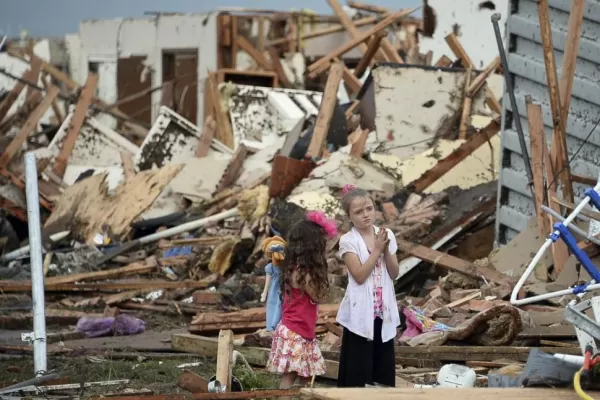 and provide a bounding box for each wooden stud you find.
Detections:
[354,31,386,79]
[24,55,43,99]
[231,16,238,69]
[458,68,472,140]
[537,0,574,203]
[216,144,248,193]
[306,61,344,159]
[410,120,500,193]
[327,0,389,62]
[307,9,418,76]
[350,128,368,158]
[445,33,474,68]
[267,15,380,47]
[196,115,216,157]
[42,74,64,123]
[559,0,585,129]
[342,64,363,96]
[215,329,234,392]
[120,151,135,181]
[207,73,234,149]
[257,16,266,52]
[466,56,501,97]
[53,73,98,178]
[0,85,60,169]
[526,98,551,236]
[434,55,453,68]
[344,100,360,119]
[235,36,271,70]
[0,64,40,123]
[347,1,391,14]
